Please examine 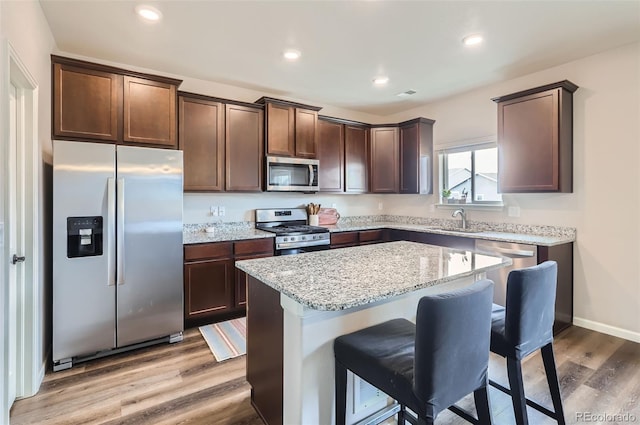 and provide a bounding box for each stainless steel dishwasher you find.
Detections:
[475,240,538,306]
